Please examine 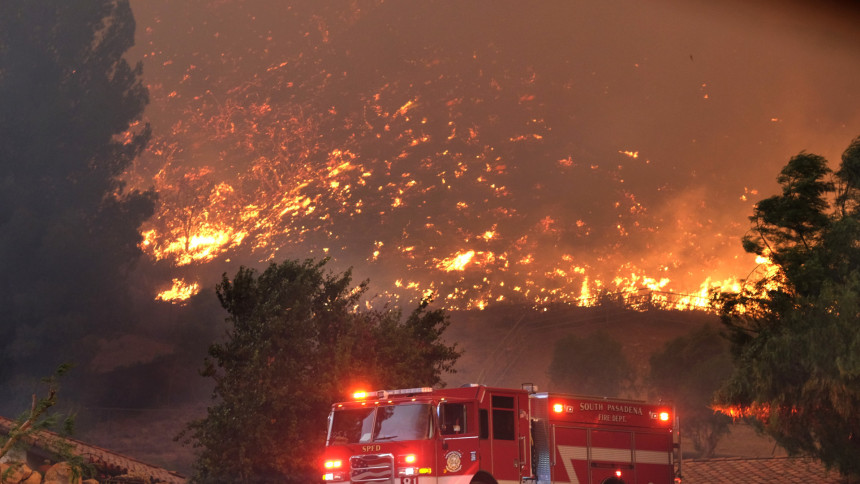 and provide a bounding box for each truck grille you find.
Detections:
[350,453,394,483]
